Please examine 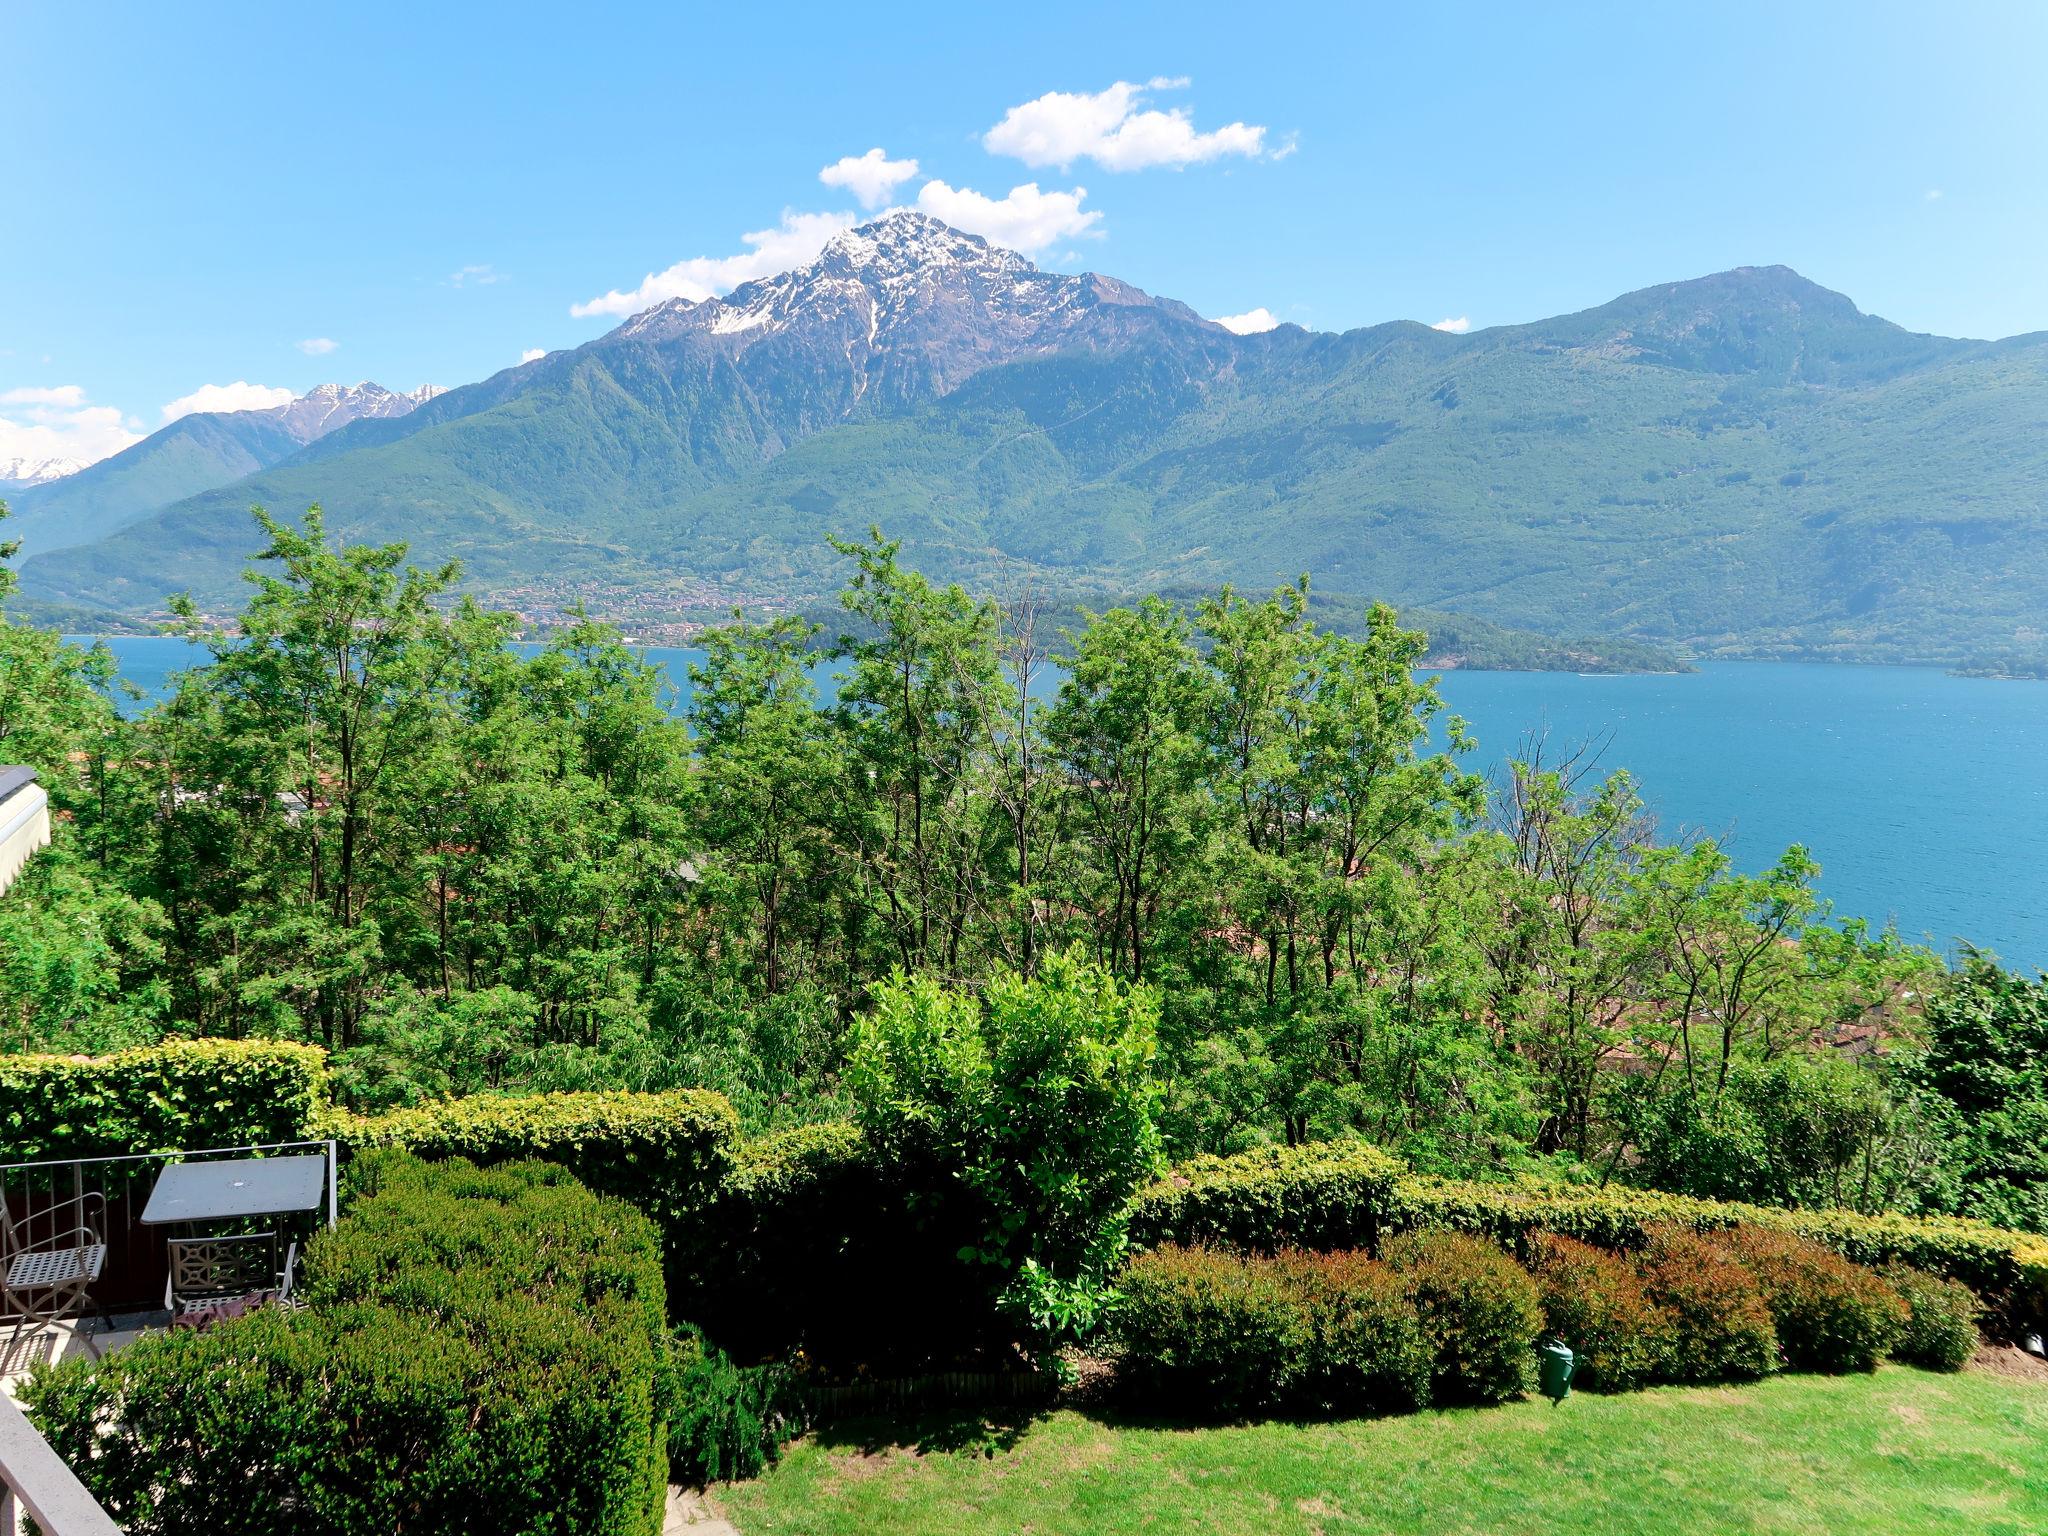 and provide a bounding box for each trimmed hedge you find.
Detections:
[1131,1146,2047,1333]
[1276,1249,1433,1415]
[1638,1227,1780,1382]
[1115,1244,1431,1417]
[1129,1141,1405,1253]
[327,1089,738,1228]
[0,1040,327,1160]
[1885,1265,1982,1372]
[1388,1174,2048,1330]
[1525,1232,1672,1393]
[1112,1224,1961,1424]
[1721,1227,1907,1374]
[1115,1244,1311,1416]
[23,1153,672,1536]
[1384,1231,1542,1404]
